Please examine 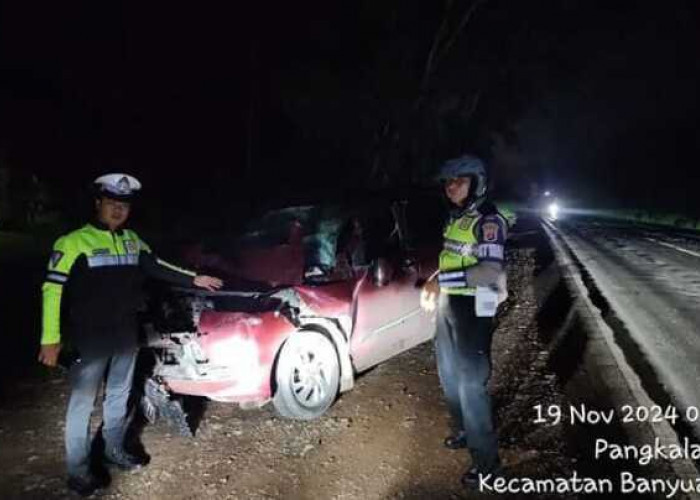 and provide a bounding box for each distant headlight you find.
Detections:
[548,202,560,220]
